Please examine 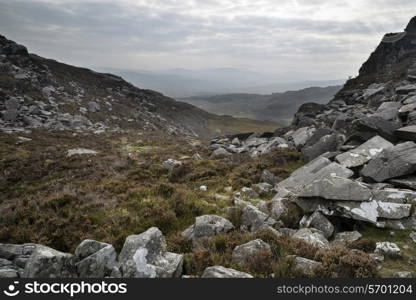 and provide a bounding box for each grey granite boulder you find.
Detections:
[289,256,322,276]
[201,266,253,278]
[181,215,234,241]
[292,228,329,249]
[361,142,416,182]
[348,116,400,143]
[298,176,373,201]
[119,227,183,278]
[23,245,77,278]
[396,125,416,141]
[232,239,272,266]
[335,136,393,168]
[74,240,117,278]
[260,170,278,186]
[375,242,401,258]
[278,157,353,192]
[301,133,340,162]
[331,231,362,245]
[300,211,334,238]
